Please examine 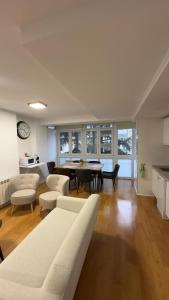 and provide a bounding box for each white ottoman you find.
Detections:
[39,191,61,211]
